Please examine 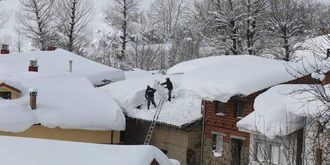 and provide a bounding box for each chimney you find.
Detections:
[47,46,57,51]
[28,59,38,72]
[29,88,37,110]
[69,60,73,72]
[1,44,10,54]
